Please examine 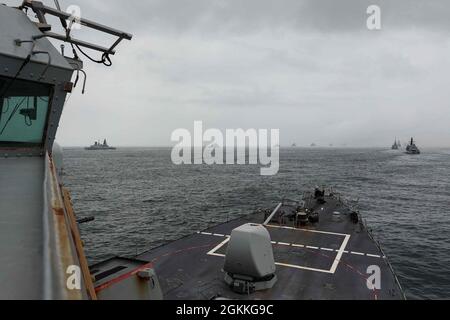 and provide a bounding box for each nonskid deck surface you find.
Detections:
[135,195,405,300]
